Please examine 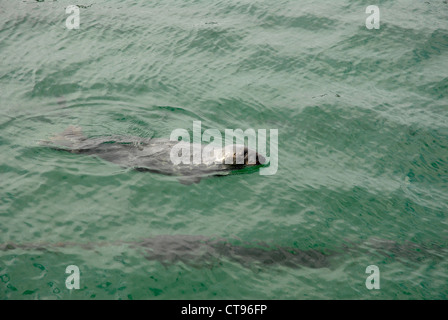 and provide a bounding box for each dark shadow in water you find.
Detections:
[1,235,446,270]
[132,235,331,269]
